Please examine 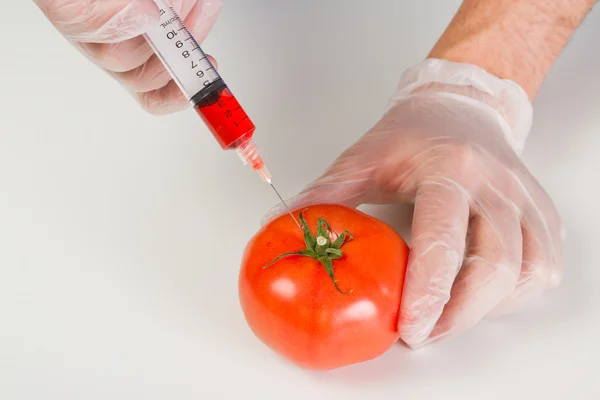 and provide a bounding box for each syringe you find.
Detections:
[144,0,299,226]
